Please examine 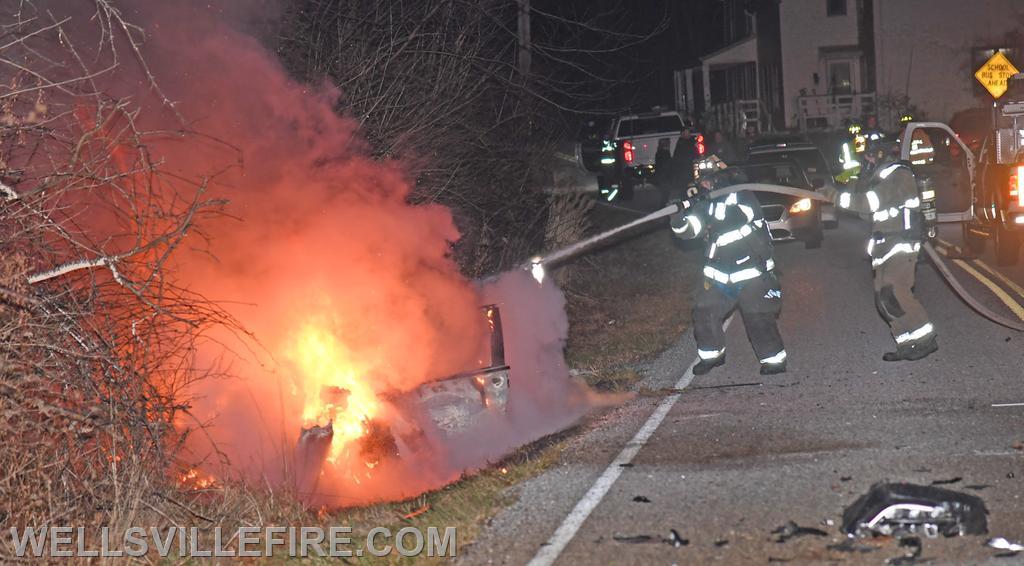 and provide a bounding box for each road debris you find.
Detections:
[714,538,729,547]
[842,483,988,539]
[886,536,923,565]
[612,529,689,547]
[772,521,828,543]
[929,477,962,486]
[828,540,878,554]
[613,534,655,544]
[987,537,1024,553]
[632,495,651,503]
[667,529,689,547]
